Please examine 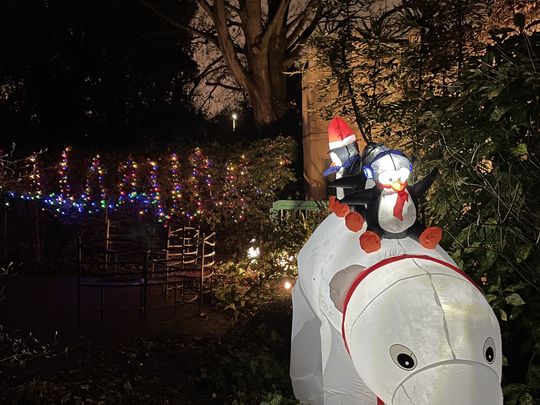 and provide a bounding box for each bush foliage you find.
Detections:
[214,210,327,319]
[316,7,540,399]
[3,136,298,264]
[414,32,540,401]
